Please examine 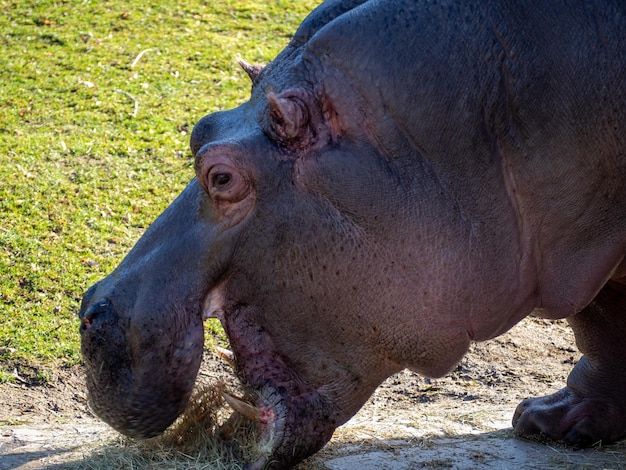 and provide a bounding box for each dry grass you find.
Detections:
[73,383,262,470]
